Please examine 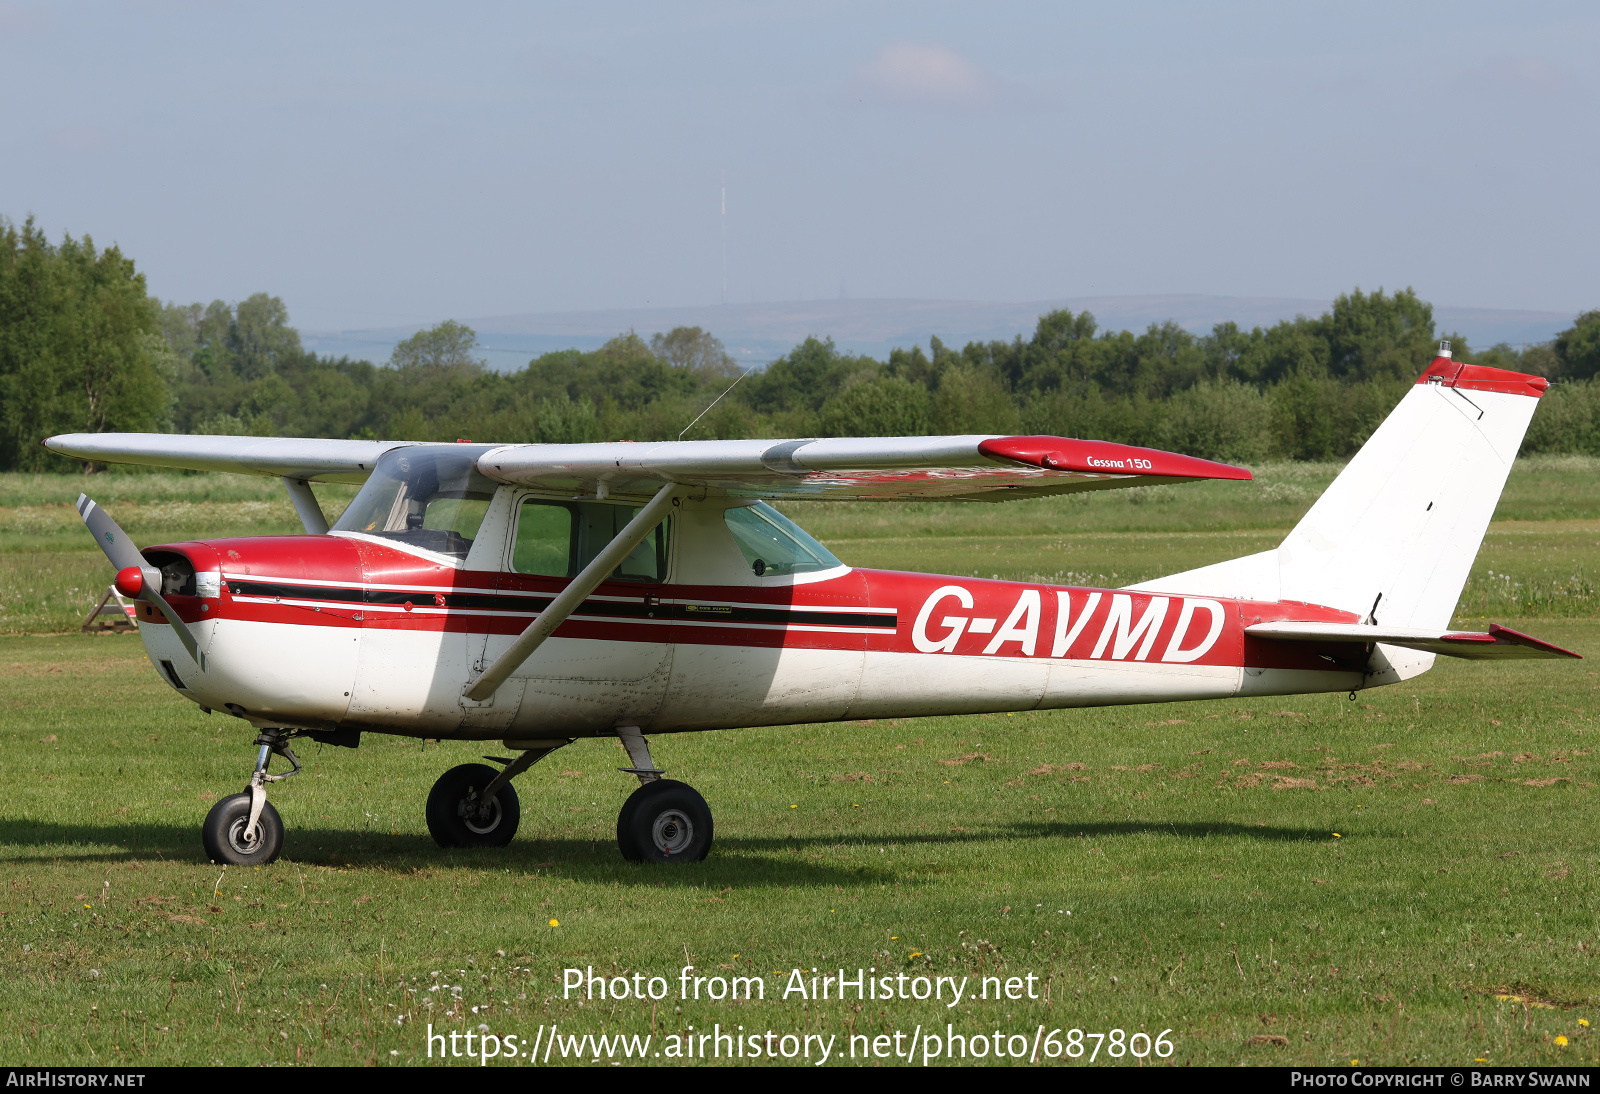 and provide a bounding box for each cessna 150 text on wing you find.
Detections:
[44,345,1577,866]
